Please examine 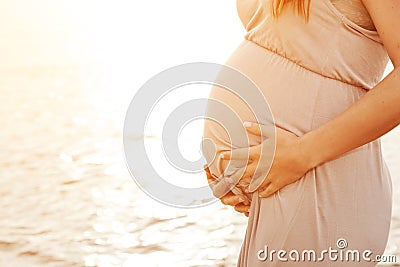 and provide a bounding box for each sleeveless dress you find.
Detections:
[202,0,393,266]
